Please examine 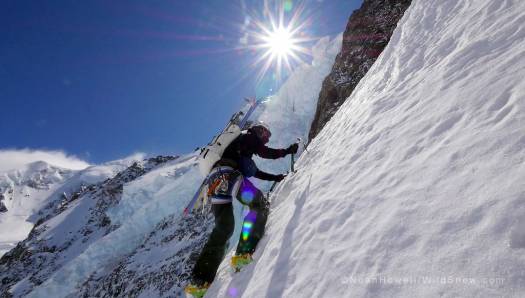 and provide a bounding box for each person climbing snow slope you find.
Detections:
[185,122,298,297]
